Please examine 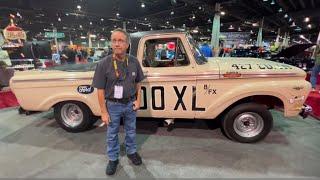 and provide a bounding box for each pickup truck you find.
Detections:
[10,29,312,143]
